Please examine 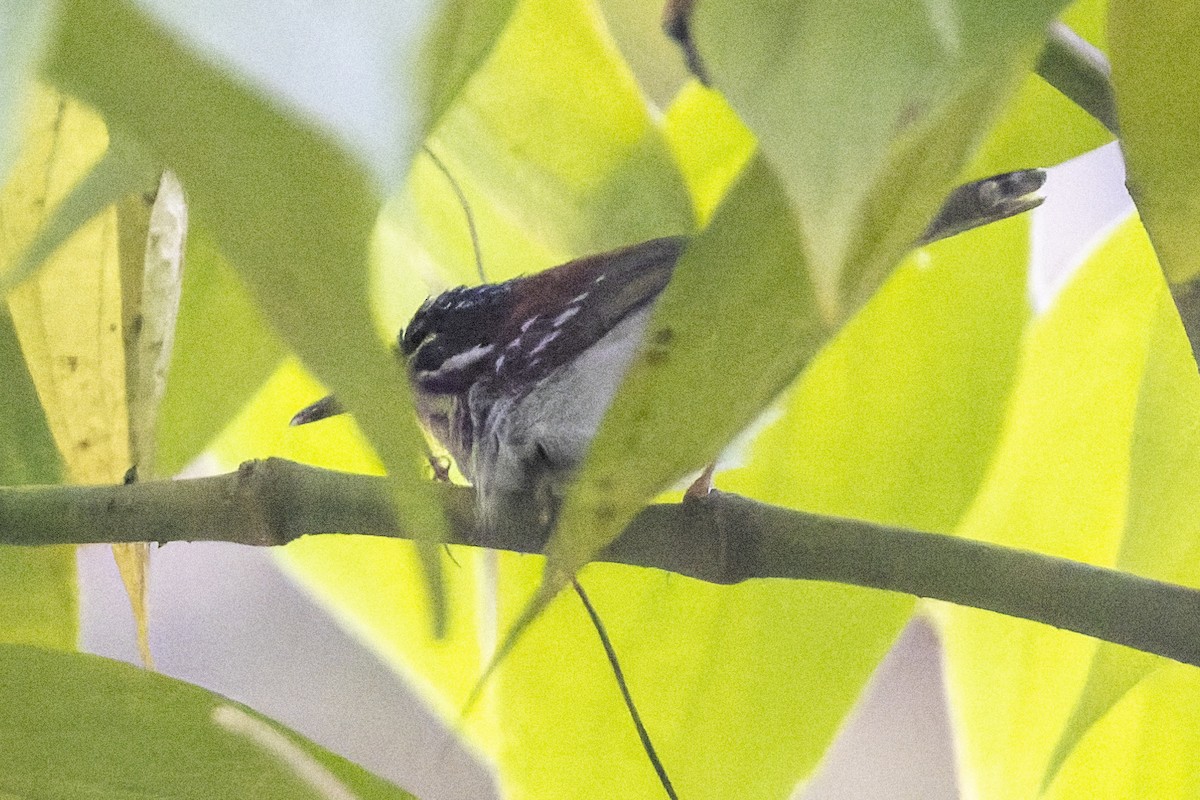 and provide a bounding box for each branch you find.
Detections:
[3,457,1198,668]
[1035,22,1119,136]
